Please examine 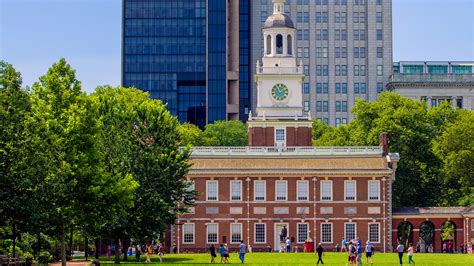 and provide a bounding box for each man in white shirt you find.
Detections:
[285,238,291,252]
